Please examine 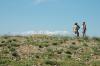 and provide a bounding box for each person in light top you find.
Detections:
[73,22,80,37]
